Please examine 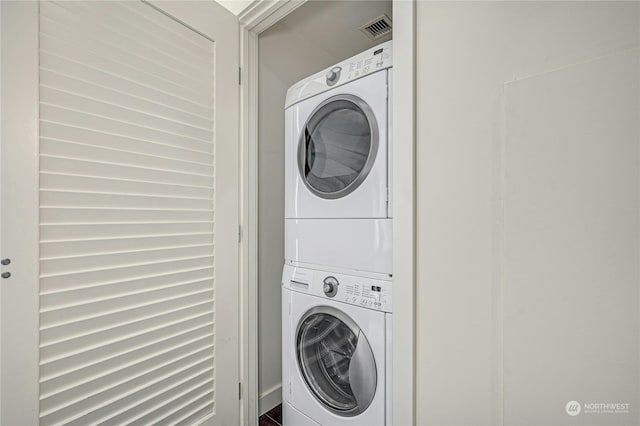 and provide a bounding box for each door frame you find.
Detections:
[237,1,416,425]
